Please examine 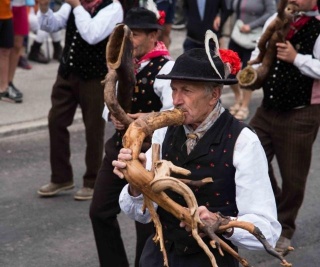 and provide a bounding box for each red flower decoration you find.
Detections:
[158,10,166,26]
[219,49,241,75]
